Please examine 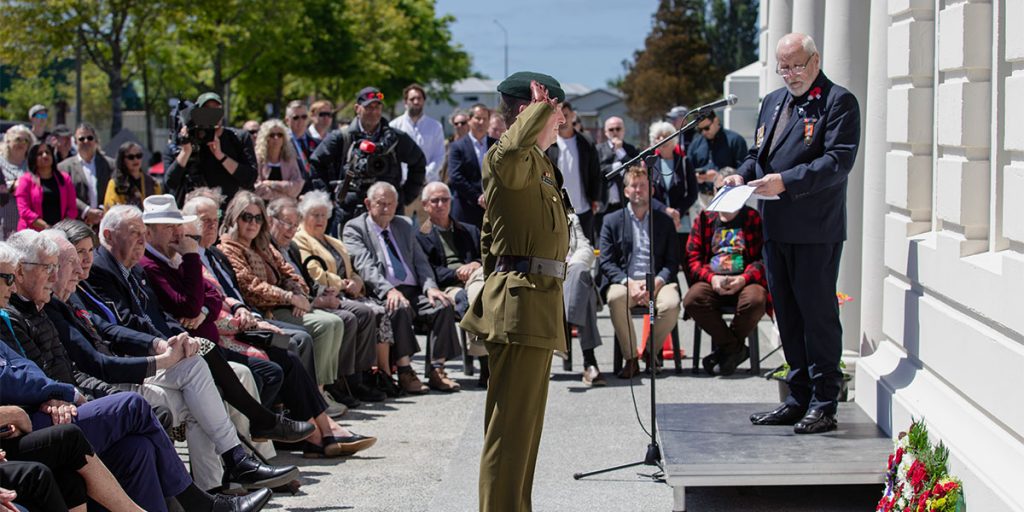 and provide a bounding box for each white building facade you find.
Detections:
[751,1,1024,510]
